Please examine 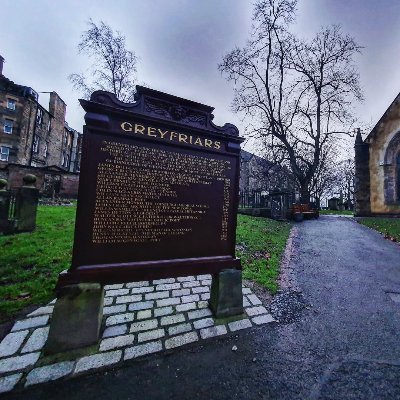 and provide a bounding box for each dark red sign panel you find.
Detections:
[58,87,244,286]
